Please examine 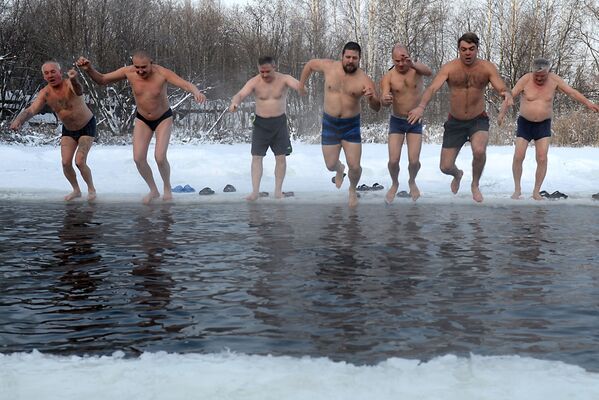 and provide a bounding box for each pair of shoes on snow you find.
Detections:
[539,190,568,199]
[172,184,195,193]
[357,183,384,192]
[199,184,237,196]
